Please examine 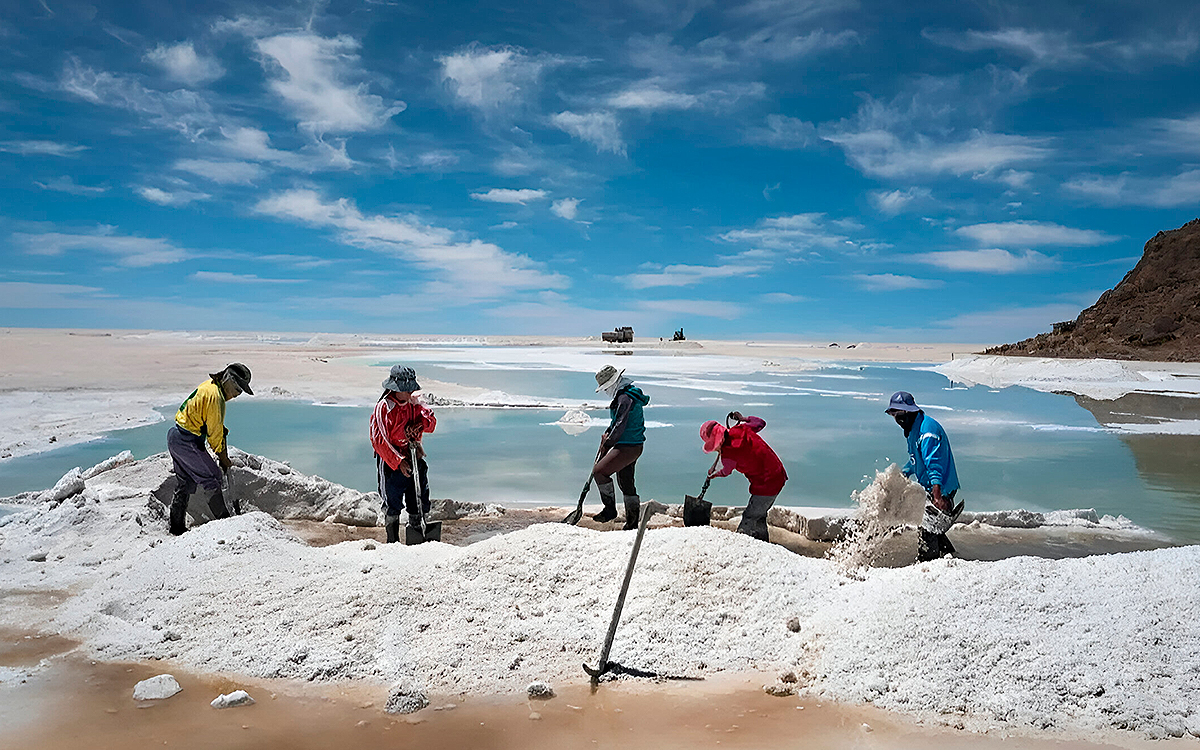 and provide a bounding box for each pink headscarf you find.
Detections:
[699,420,726,453]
